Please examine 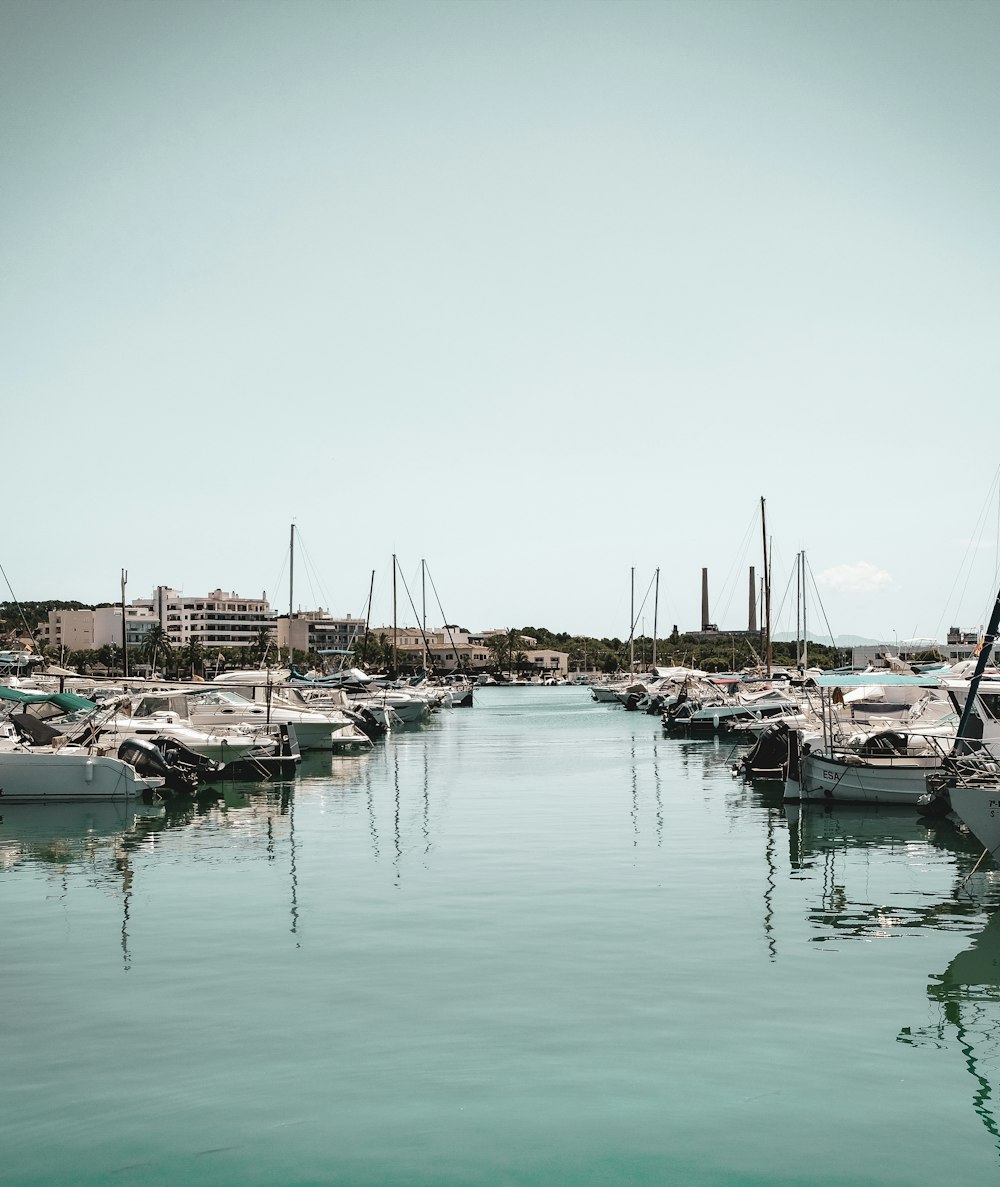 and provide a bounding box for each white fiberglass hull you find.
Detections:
[100,718,274,763]
[0,750,163,803]
[790,752,937,805]
[947,786,1000,861]
[186,708,349,752]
